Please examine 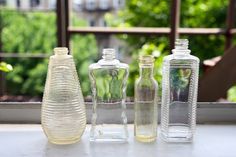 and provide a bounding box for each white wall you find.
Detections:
[20,0,30,9]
